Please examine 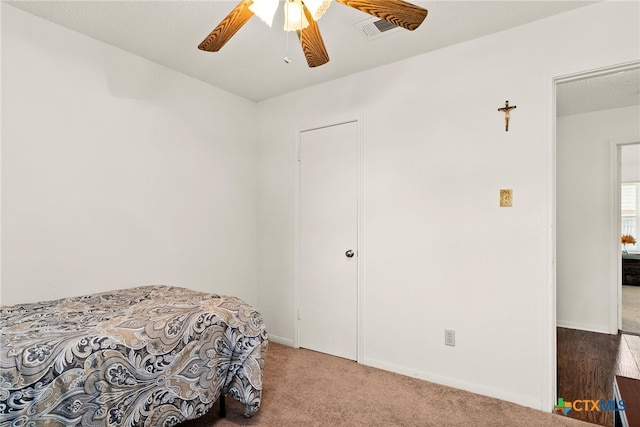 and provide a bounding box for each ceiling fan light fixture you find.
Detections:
[248,0,279,27]
[199,0,428,67]
[303,0,332,20]
[284,0,309,31]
